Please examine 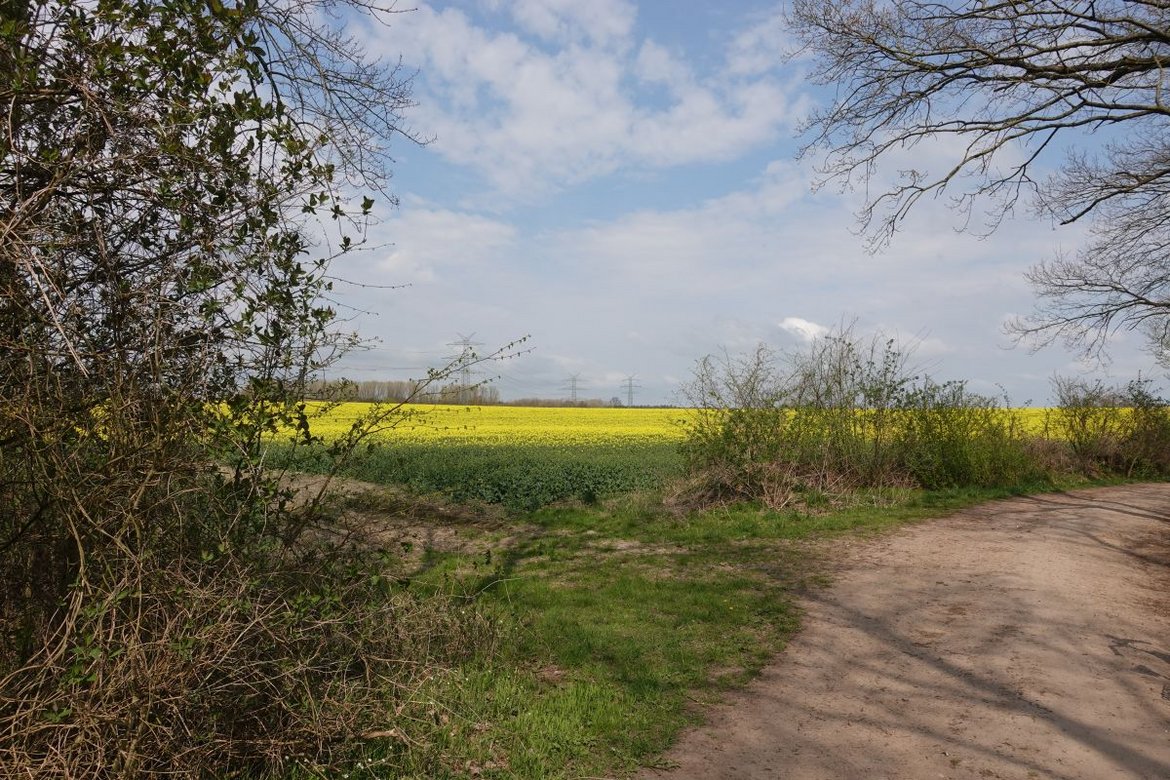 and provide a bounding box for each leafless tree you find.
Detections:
[789,0,1170,359]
